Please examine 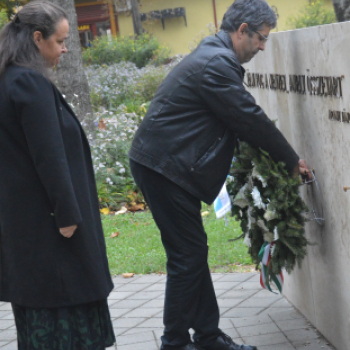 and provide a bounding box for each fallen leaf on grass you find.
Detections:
[201,211,209,217]
[100,208,110,215]
[115,207,128,215]
[98,119,106,130]
[128,203,145,212]
[110,232,120,238]
[122,273,135,278]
